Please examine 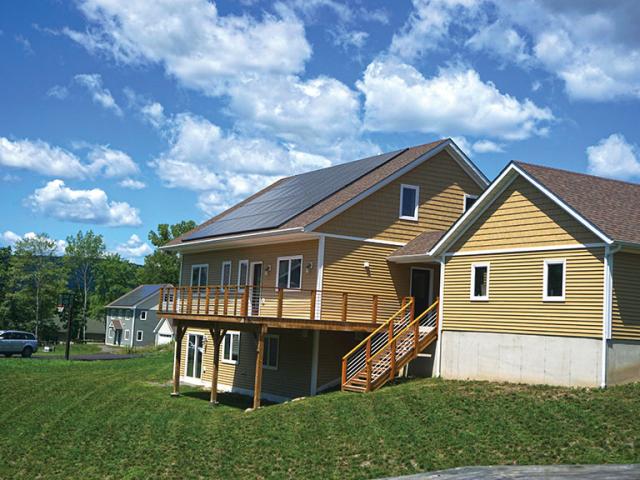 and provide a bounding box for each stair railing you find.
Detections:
[364,298,439,390]
[341,298,414,387]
